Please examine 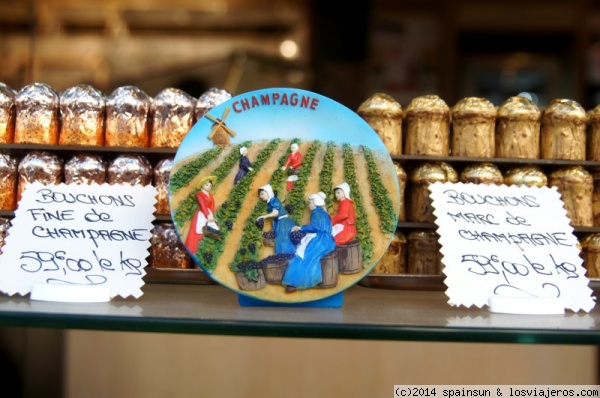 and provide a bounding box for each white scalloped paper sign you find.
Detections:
[429,182,596,313]
[0,182,157,299]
